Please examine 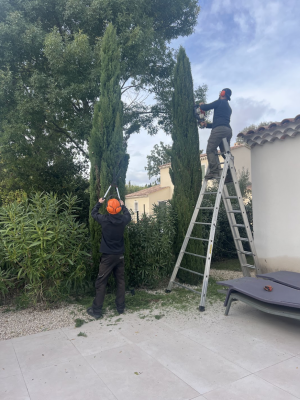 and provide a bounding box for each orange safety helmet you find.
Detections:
[106,198,122,215]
